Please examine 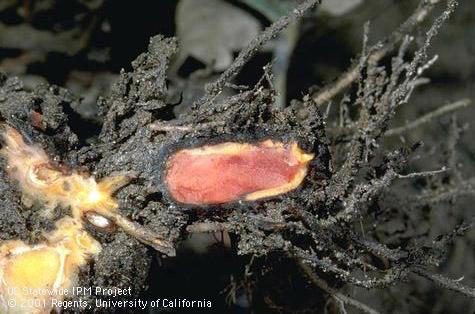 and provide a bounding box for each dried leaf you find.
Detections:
[320,0,363,16]
[176,0,261,71]
[239,0,295,21]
